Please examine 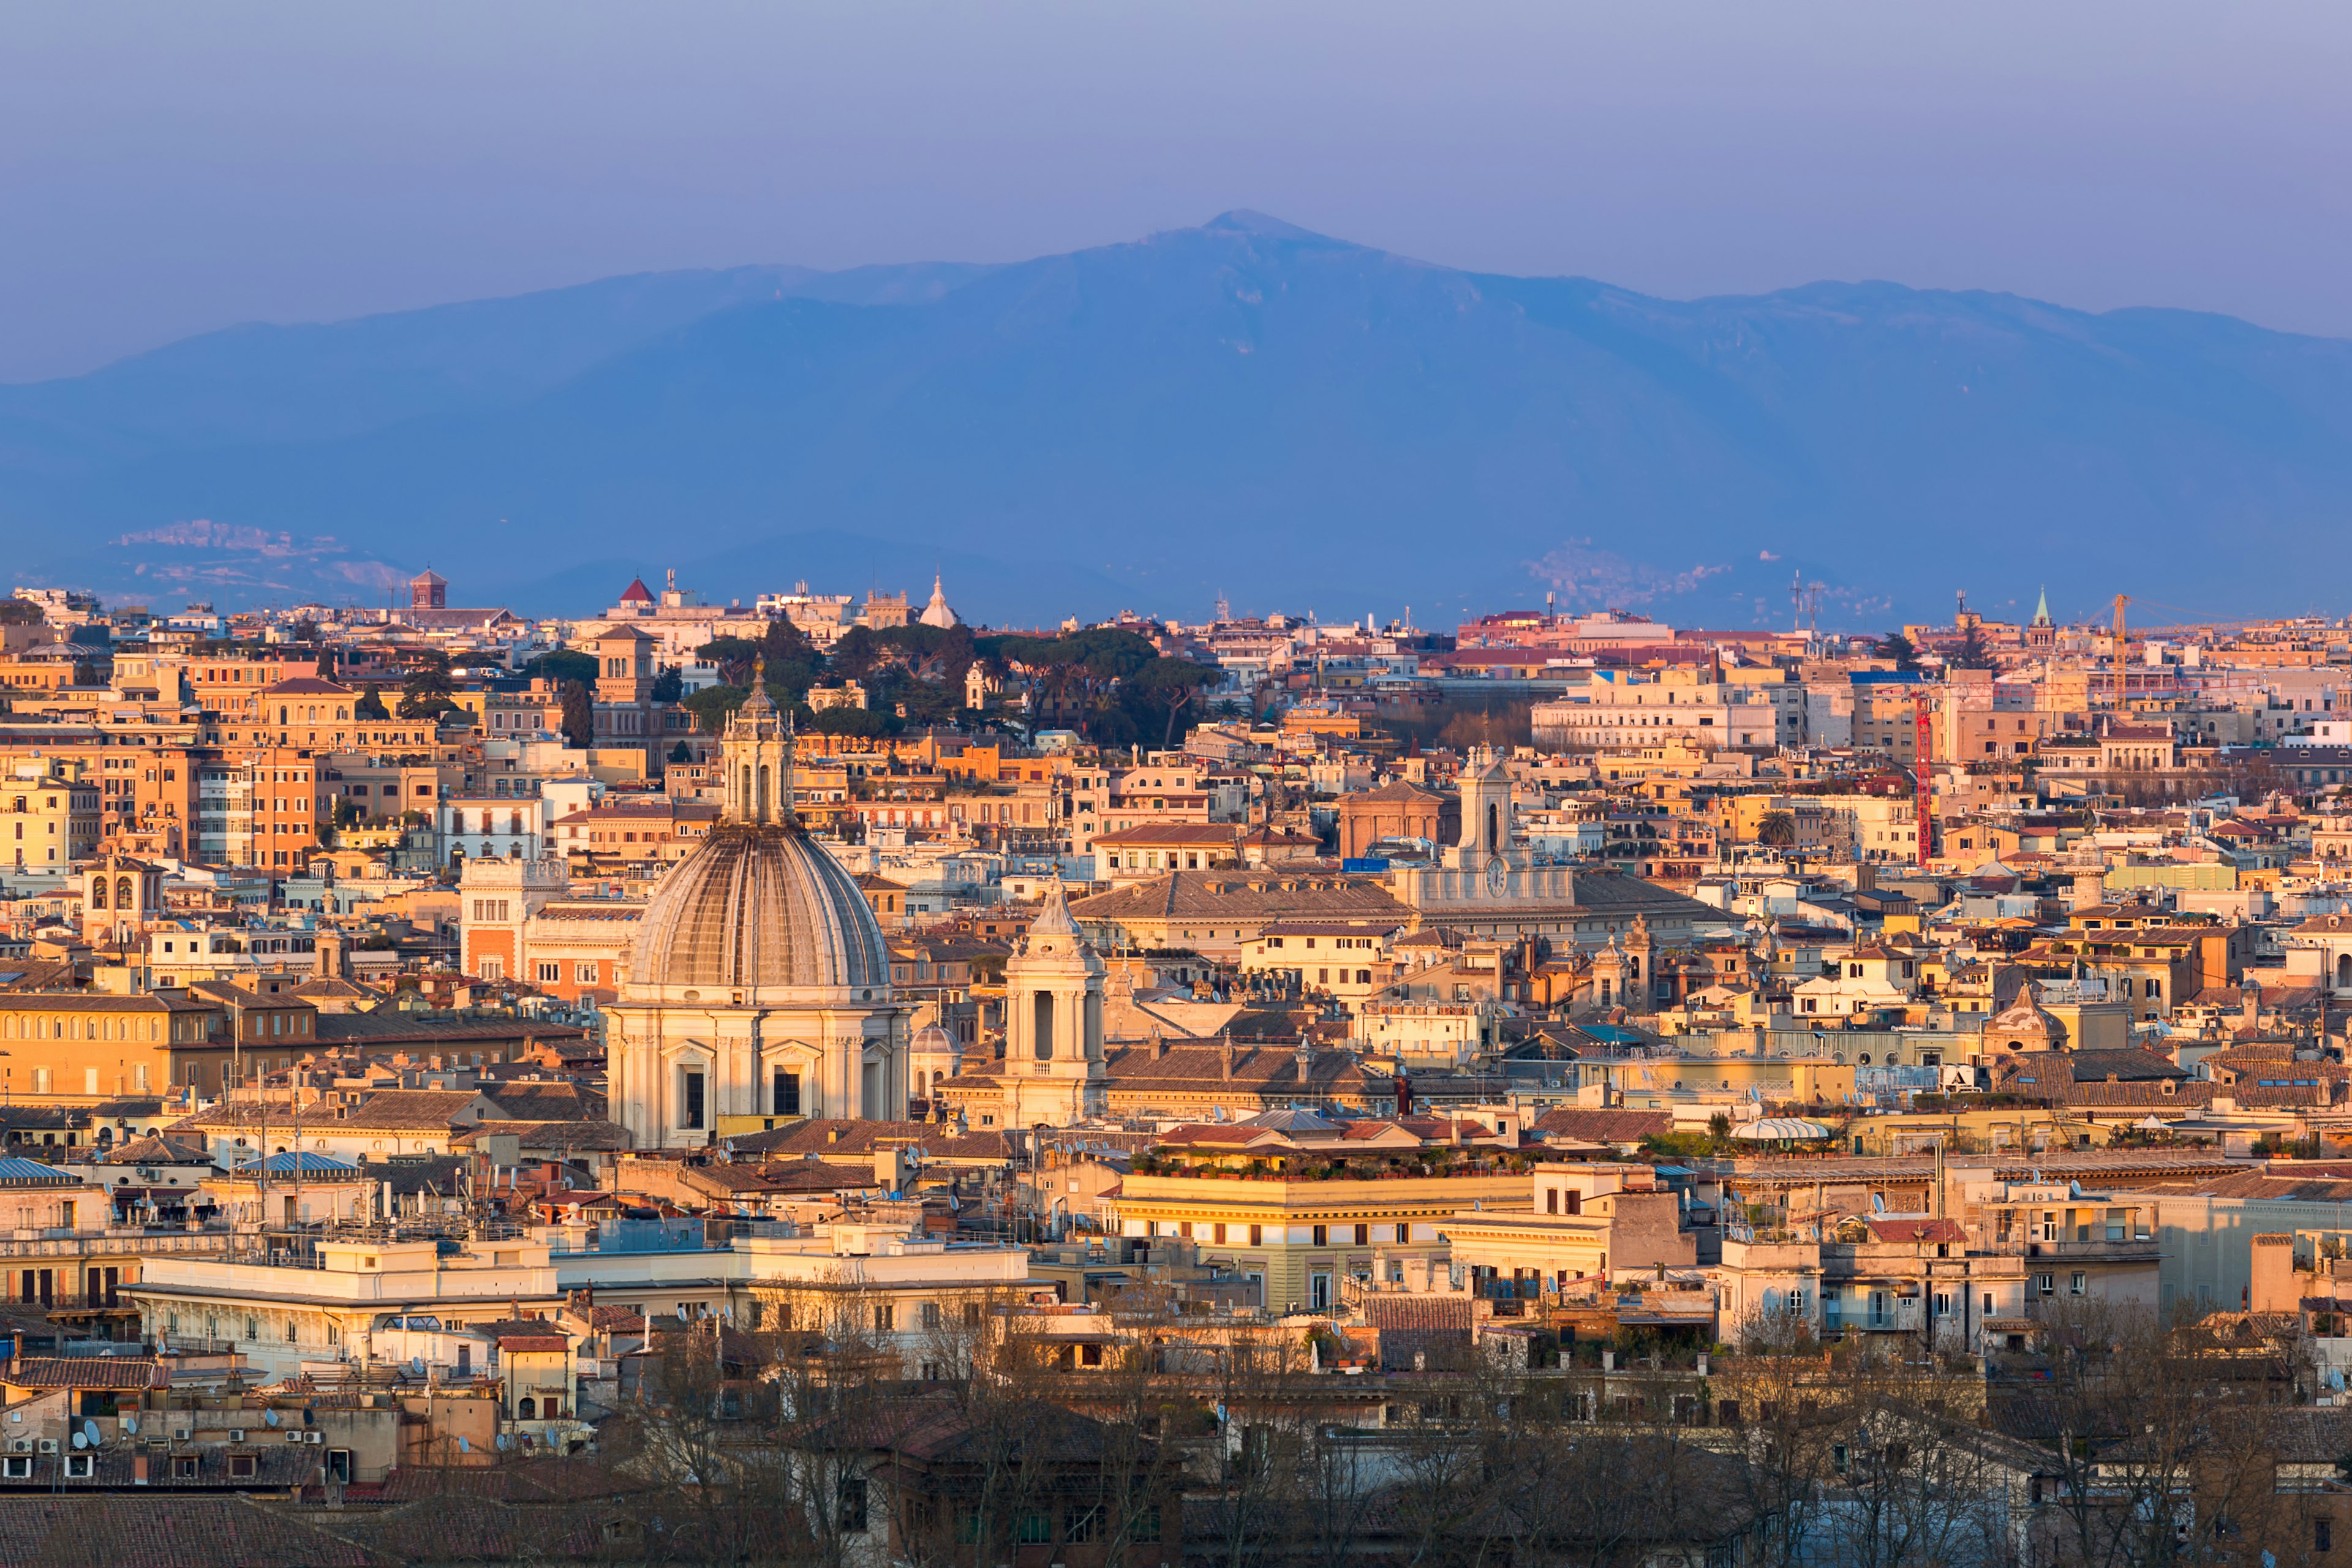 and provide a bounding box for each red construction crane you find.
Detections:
[1914,692,1932,867]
